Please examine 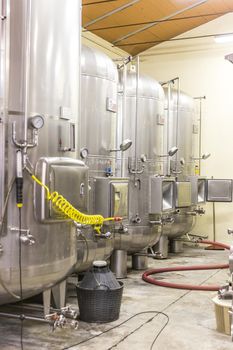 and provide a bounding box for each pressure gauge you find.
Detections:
[80,147,89,159]
[29,115,44,129]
